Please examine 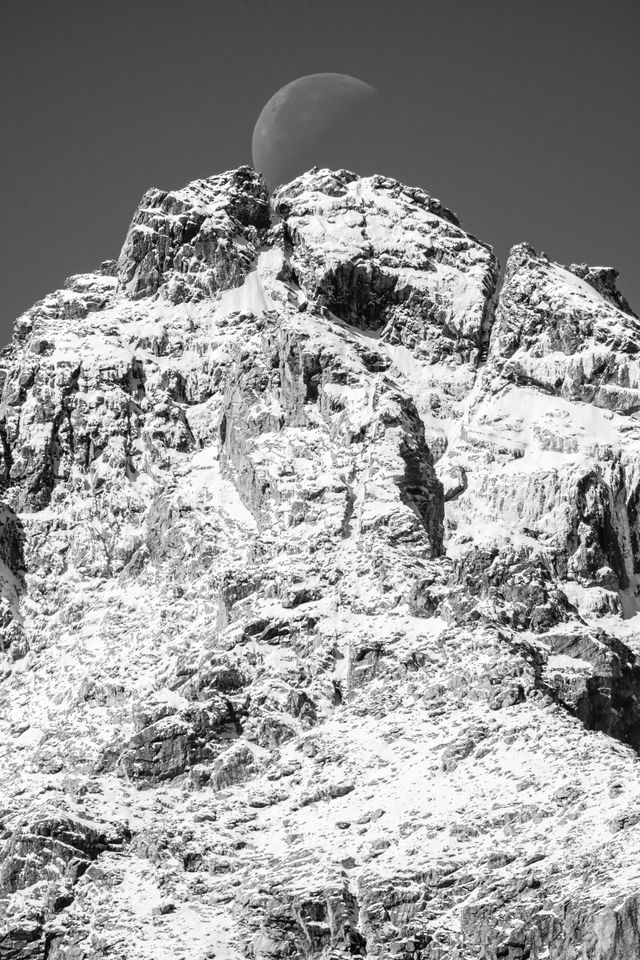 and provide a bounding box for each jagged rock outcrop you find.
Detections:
[441,241,640,607]
[0,166,639,959]
[117,167,270,302]
[0,504,26,656]
[274,168,498,362]
[0,813,128,958]
[490,242,640,413]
